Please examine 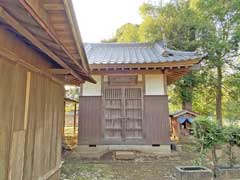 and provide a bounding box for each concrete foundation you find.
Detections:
[76,145,171,159]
